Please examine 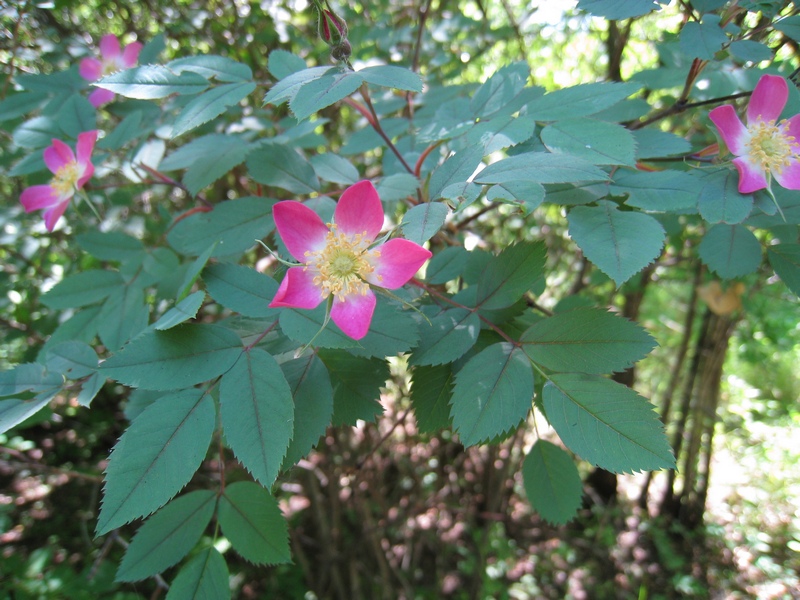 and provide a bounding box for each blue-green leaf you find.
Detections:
[268,50,307,79]
[522,440,582,525]
[698,168,753,224]
[41,270,123,309]
[428,146,484,201]
[611,169,700,212]
[290,70,364,120]
[95,65,209,99]
[57,95,96,138]
[767,244,800,296]
[319,351,389,426]
[247,144,319,194]
[153,291,206,330]
[45,341,97,379]
[698,224,761,279]
[171,82,256,139]
[410,364,454,433]
[541,118,637,166]
[96,389,216,534]
[401,202,449,244]
[476,241,546,310]
[263,66,331,107]
[577,0,663,19]
[359,65,422,92]
[474,152,608,185]
[525,82,642,121]
[203,263,279,318]
[410,308,480,367]
[165,547,229,600]
[168,55,253,82]
[76,231,145,262]
[679,18,728,60]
